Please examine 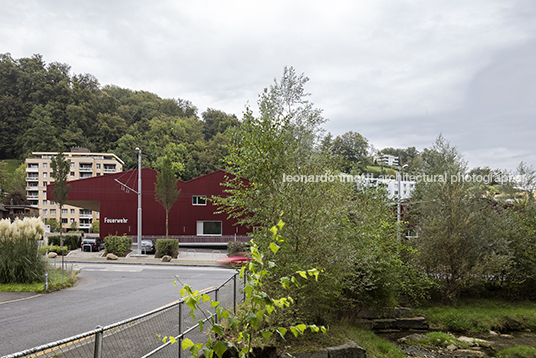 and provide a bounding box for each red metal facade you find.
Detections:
[47,169,249,241]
